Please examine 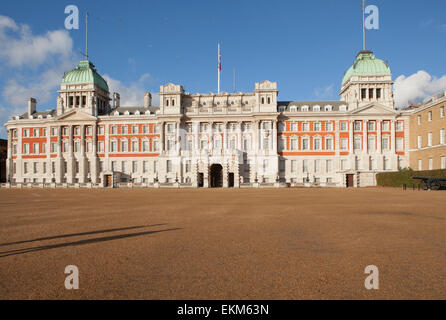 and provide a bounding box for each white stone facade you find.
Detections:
[3,53,412,188]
